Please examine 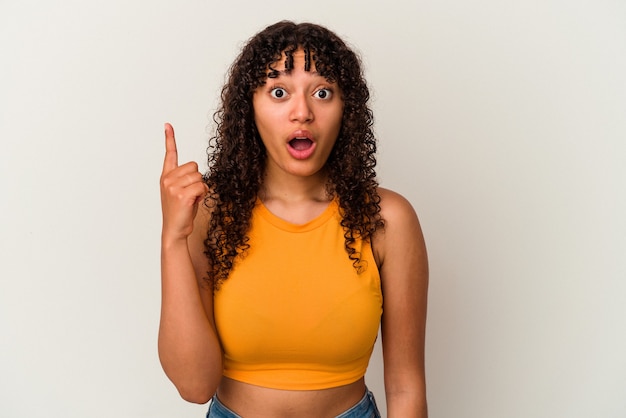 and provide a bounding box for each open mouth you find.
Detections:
[289,137,313,151]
